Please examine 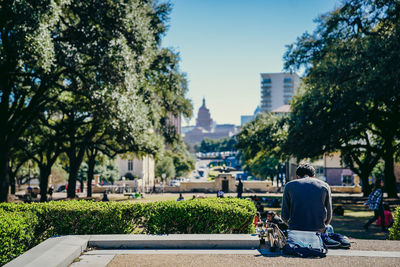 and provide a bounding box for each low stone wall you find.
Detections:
[163,180,273,193]
[242,181,272,193]
[330,185,362,193]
